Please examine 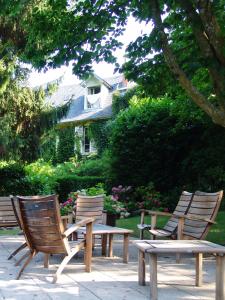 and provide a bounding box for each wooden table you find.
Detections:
[133,240,225,300]
[81,224,133,263]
